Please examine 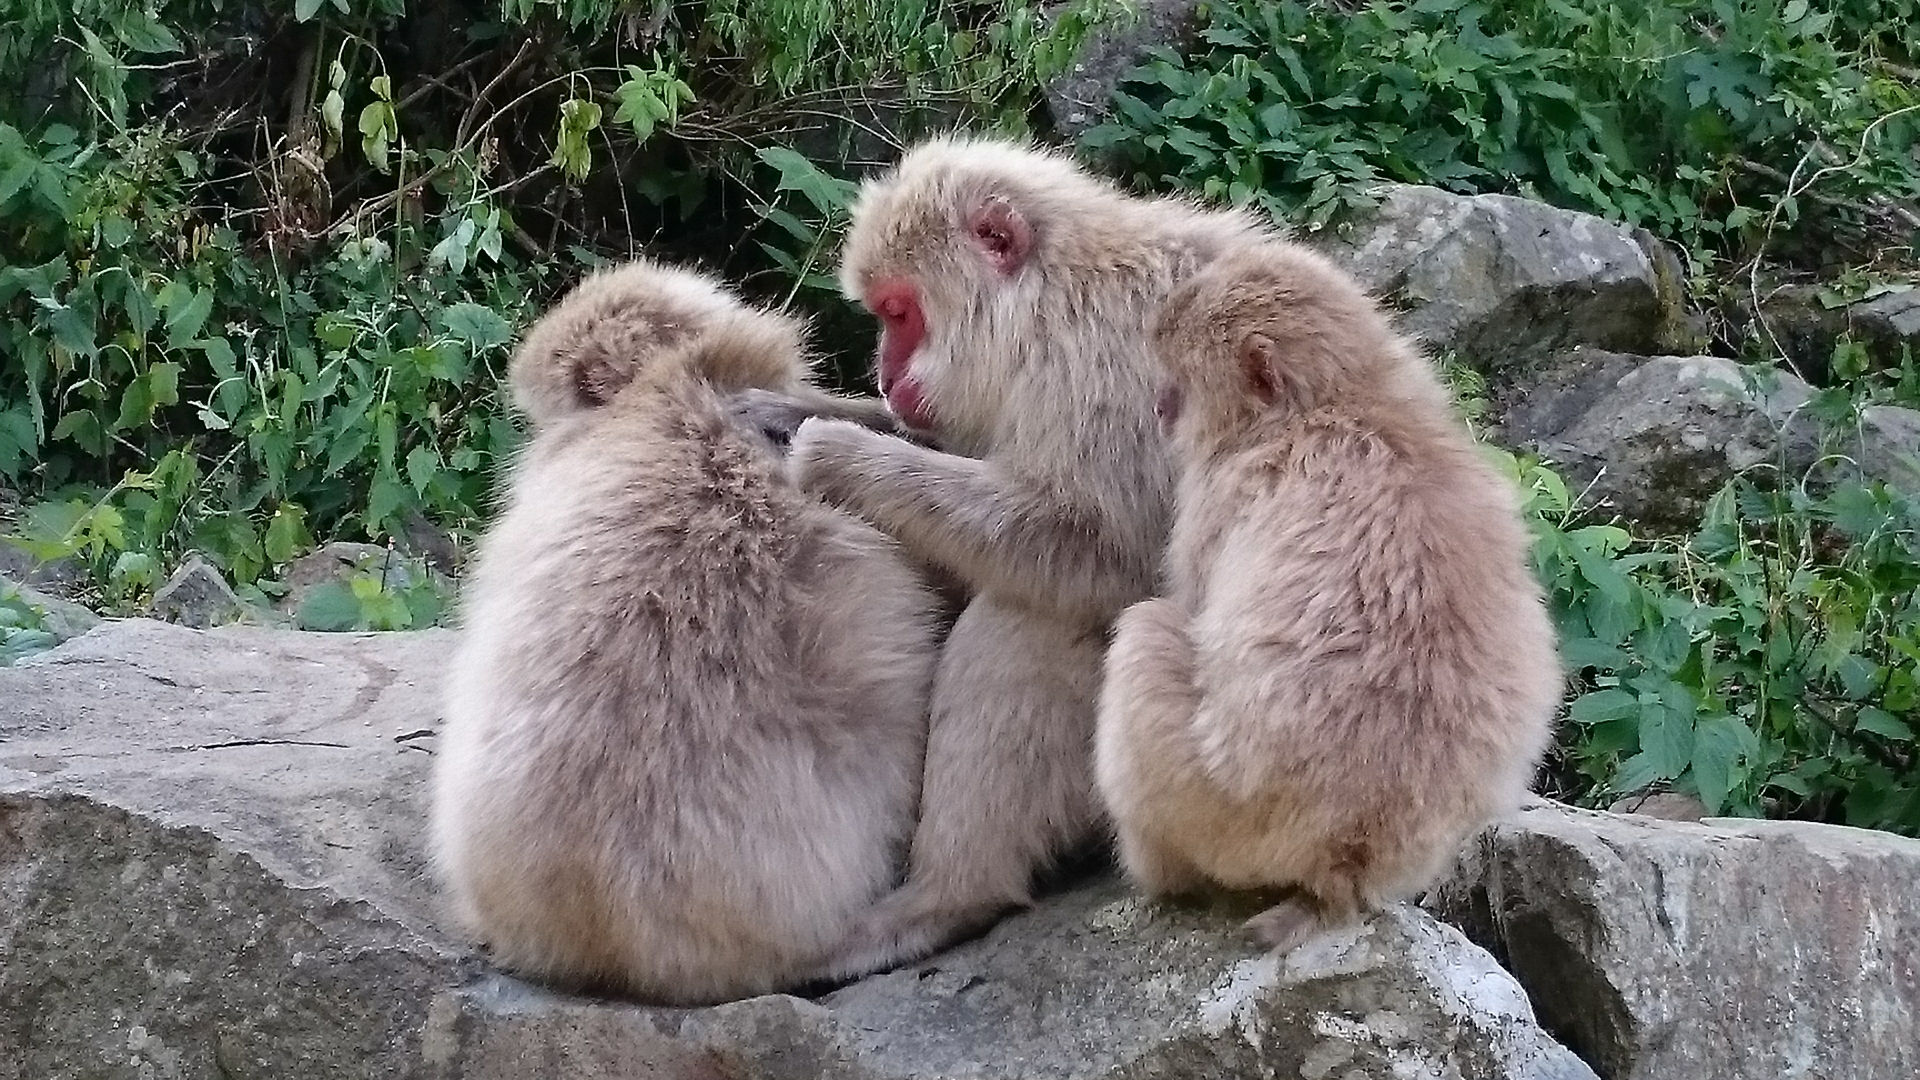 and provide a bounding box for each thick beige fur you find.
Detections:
[1096,239,1563,950]
[787,136,1278,978]
[432,259,942,1004]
